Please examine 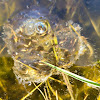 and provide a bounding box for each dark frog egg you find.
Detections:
[2,6,91,84]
